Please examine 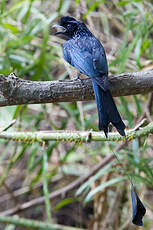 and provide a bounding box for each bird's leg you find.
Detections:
[74,72,85,85]
[74,72,82,81]
[77,72,82,80]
